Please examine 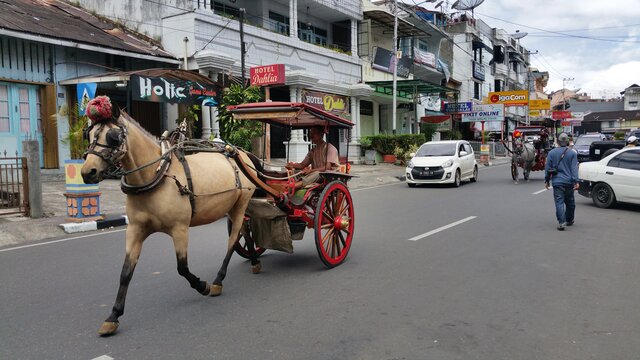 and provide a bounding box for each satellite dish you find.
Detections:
[510,31,528,39]
[452,0,485,11]
[435,1,444,8]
